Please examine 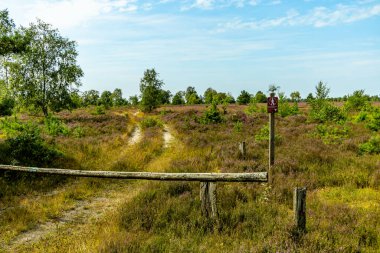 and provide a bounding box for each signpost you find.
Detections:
[268,93,278,183]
